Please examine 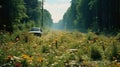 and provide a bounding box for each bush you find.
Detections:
[90,46,102,60]
[109,43,120,61]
